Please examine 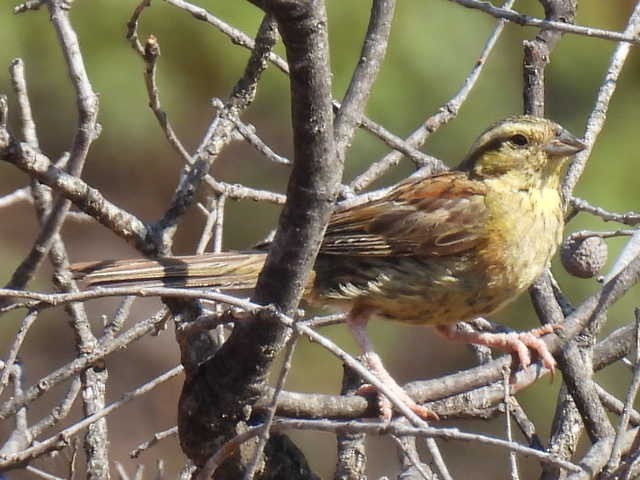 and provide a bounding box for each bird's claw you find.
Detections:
[507,324,559,378]
[436,323,558,377]
[356,383,438,422]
